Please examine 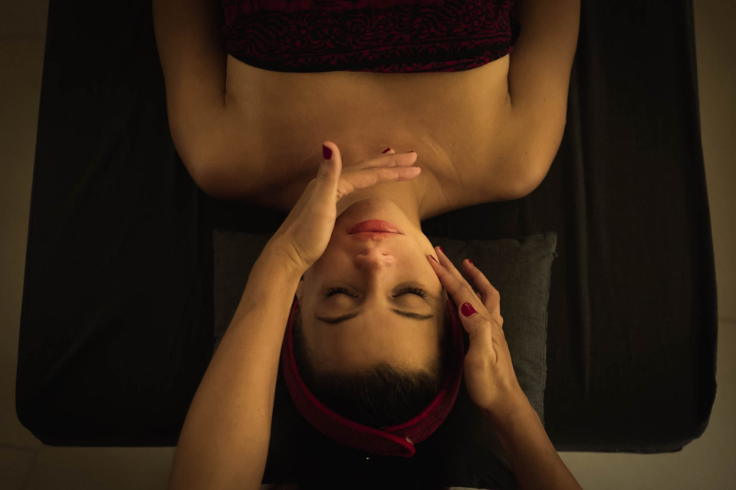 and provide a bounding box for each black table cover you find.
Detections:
[17,0,717,458]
